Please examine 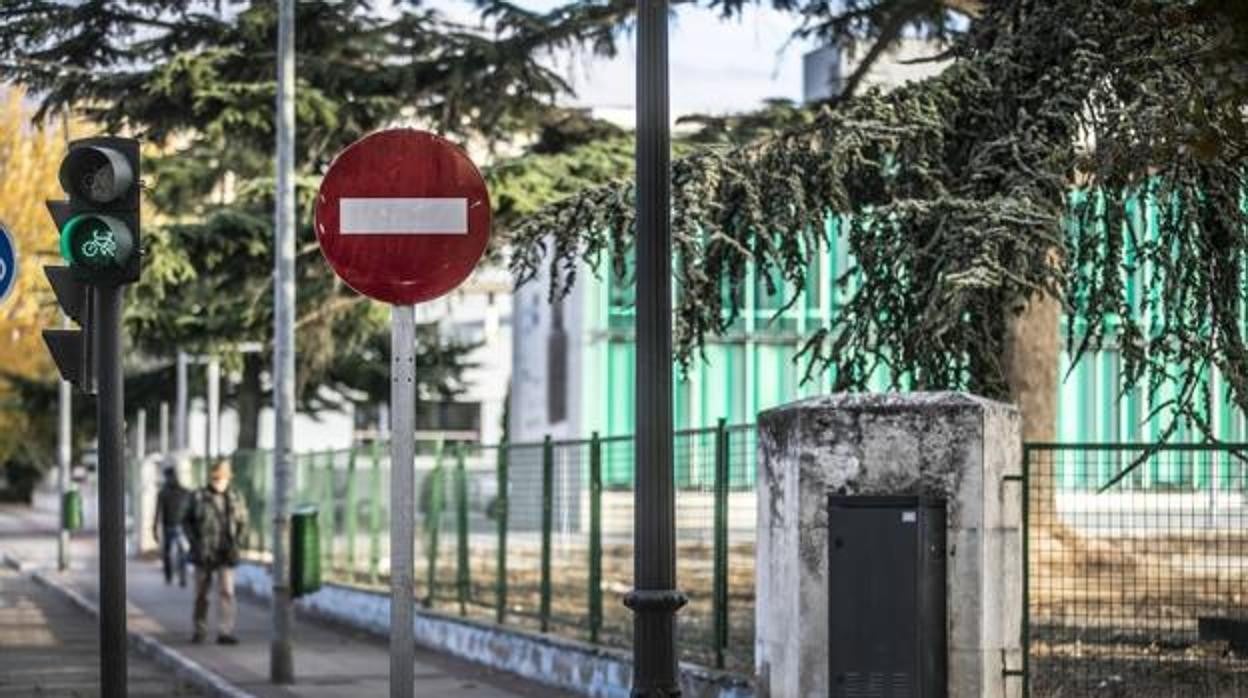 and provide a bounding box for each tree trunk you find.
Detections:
[236,353,263,451]
[1002,290,1060,530]
[1005,290,1124,584]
